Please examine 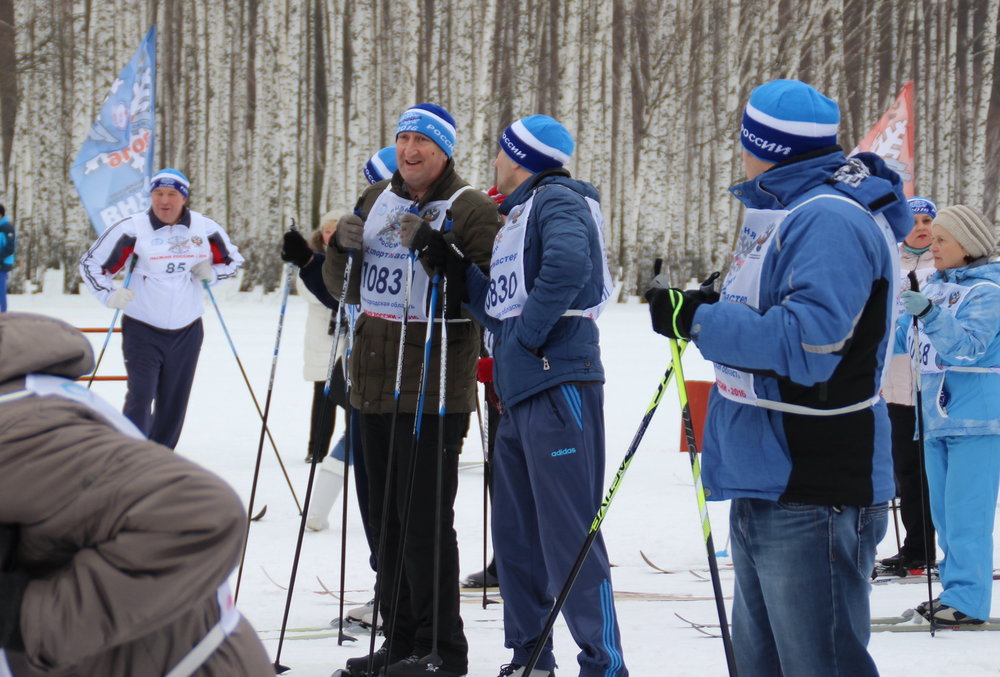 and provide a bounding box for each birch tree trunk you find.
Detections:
[5,0,1000,296]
